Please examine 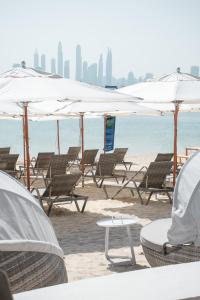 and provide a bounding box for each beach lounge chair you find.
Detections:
[154,153,173,162]
[81,149,99,173]
[140,151,200,267]
[31,154,67,190]
[38,173,88,215]
[0,147,10,155]
[104,161,173,204]
[86,153,126,188]
[0,154,19,177]
[66,146,81,167]
[113,148,133,170]
[0,171,67,293]
[31,152,54,174]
